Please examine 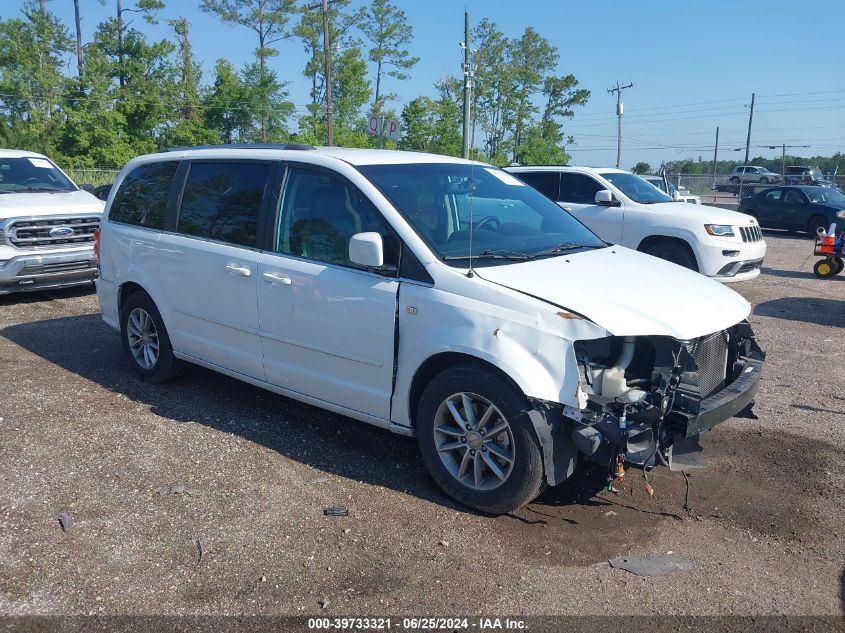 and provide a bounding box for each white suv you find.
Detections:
[0,150,104,295]
[506,166,766,282]
[96,145,764,514]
